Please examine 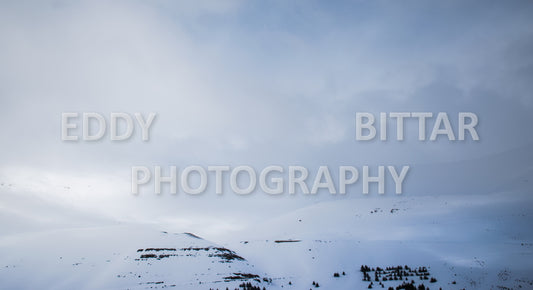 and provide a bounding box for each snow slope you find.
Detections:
[1,146,532,289]
[0,225,271,290]
[1,192,532,289]
[225,192,533,289]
